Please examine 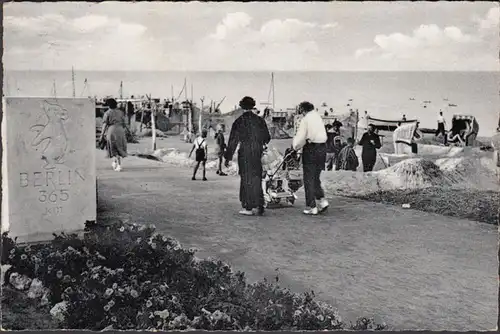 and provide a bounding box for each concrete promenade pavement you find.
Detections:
[96,150,497,331]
